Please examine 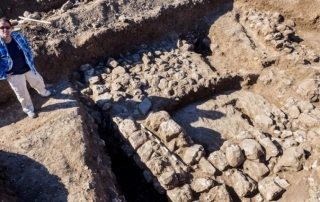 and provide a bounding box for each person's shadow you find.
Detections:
[172,106,225,153]
[0,150,68,201]
[105,94,228,154]
[151,95,226,152]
